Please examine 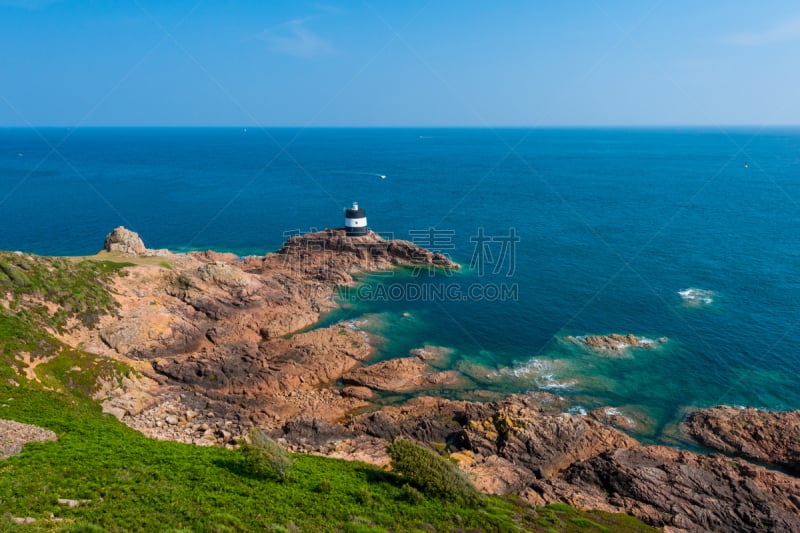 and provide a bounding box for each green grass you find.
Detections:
[0,386,538,532]
[533,502,658,532]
